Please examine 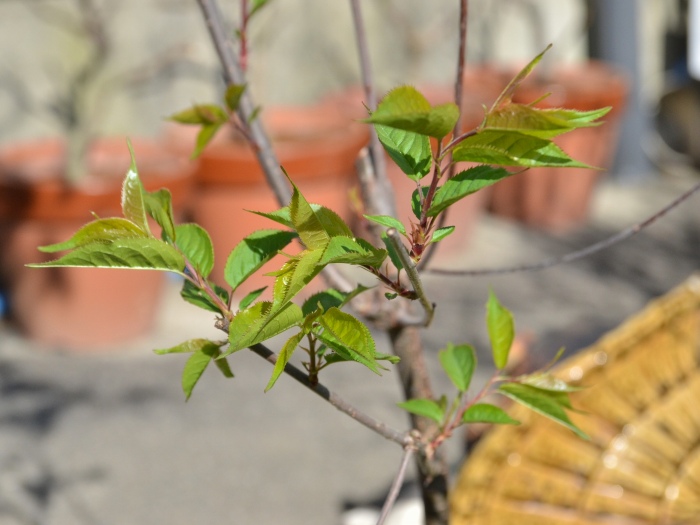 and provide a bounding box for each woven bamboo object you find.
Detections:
[450,274,700,525]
